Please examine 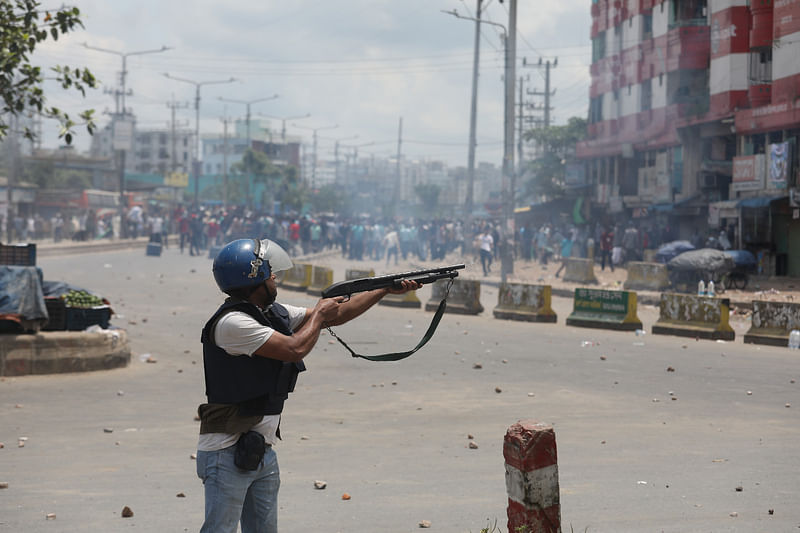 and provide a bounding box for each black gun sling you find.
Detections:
[325,279,453,362]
